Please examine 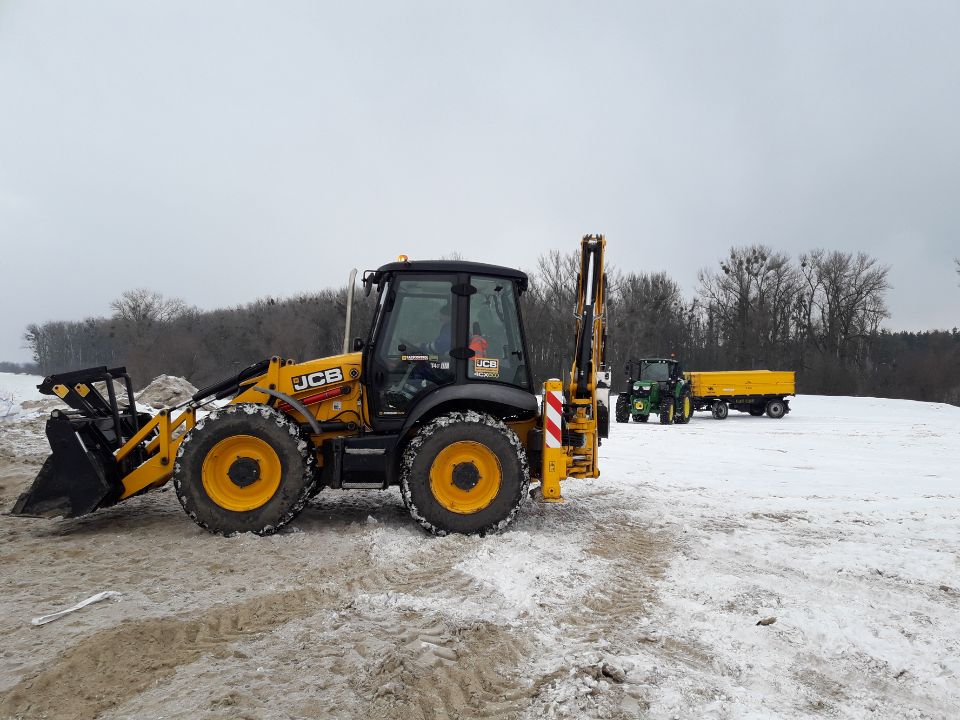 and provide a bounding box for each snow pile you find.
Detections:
[136,375,197,408]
